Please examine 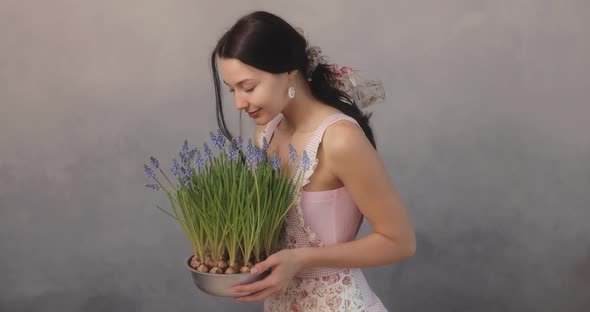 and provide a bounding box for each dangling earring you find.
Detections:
[288,86,295,99]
